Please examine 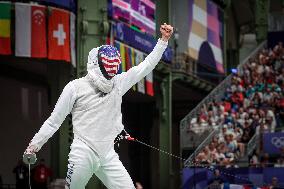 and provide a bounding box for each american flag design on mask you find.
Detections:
[98,45,121,78]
